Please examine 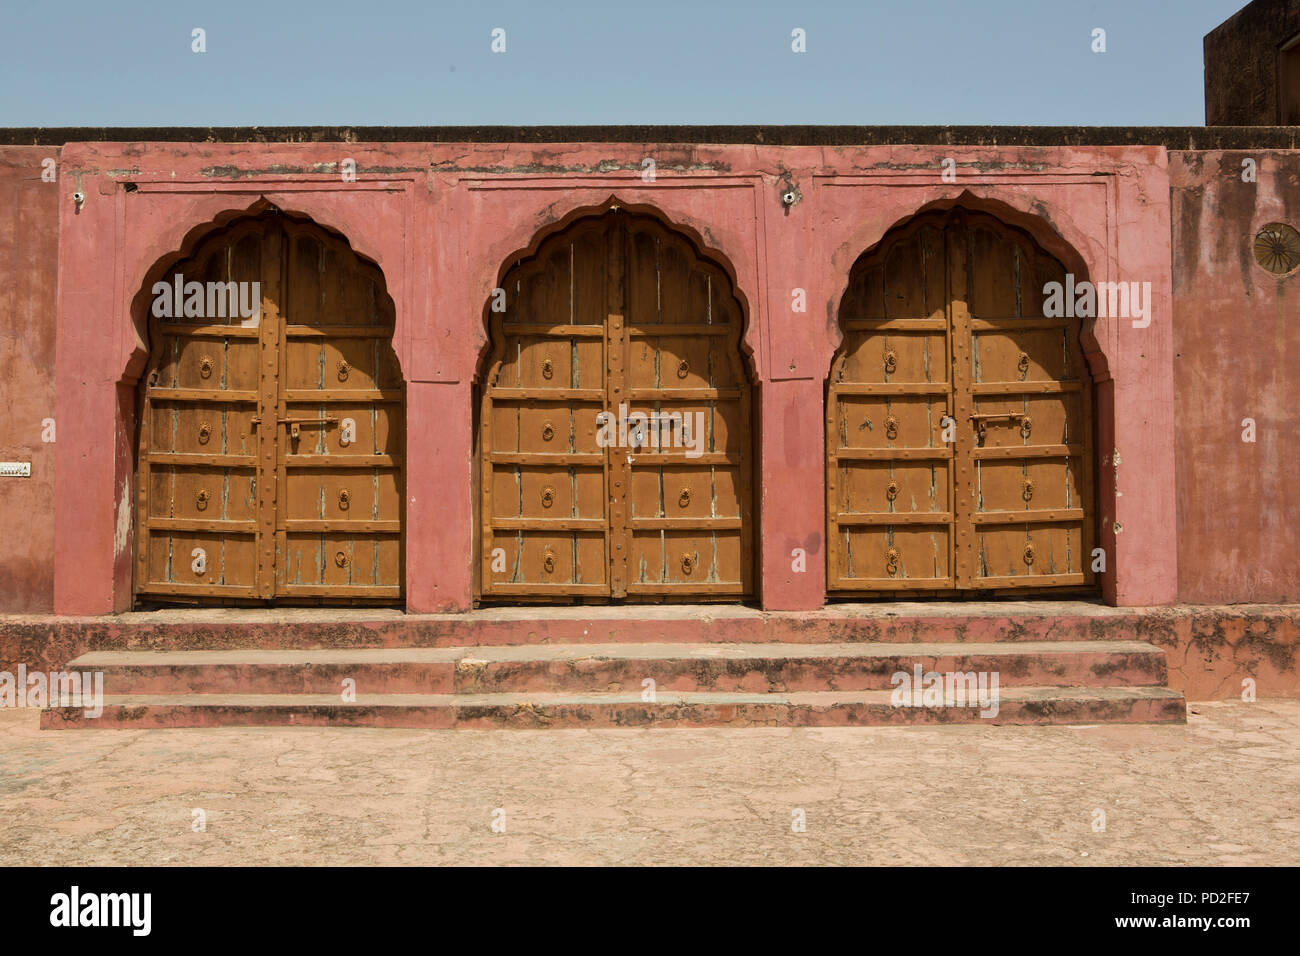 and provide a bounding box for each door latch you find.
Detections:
[251,416,340,443]
[970,411,1028,442]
